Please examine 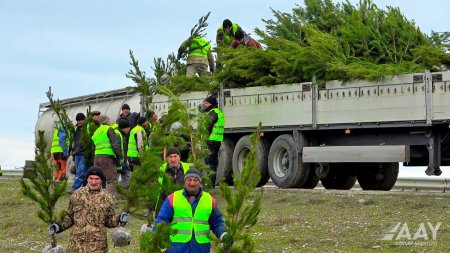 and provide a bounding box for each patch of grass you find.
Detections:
[0,178,449,252]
